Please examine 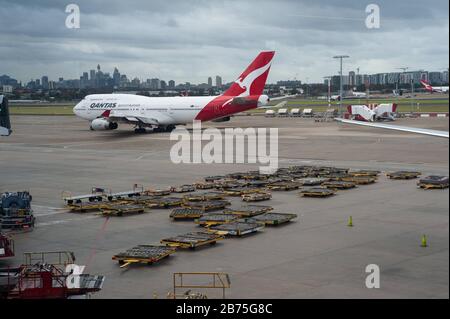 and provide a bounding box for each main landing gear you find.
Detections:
[134,125,176,134]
